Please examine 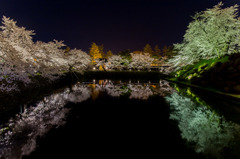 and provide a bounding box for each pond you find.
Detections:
[0,79,240,159]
